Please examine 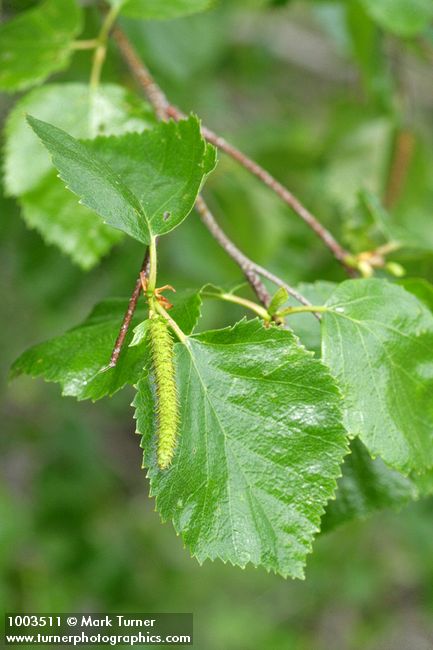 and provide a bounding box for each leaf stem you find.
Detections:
[71,39,99,50]
[277,305,329,317]
[90,4,120,91]
[154,301,188,345]
[202,289,271,322]
[147,236,158,293]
